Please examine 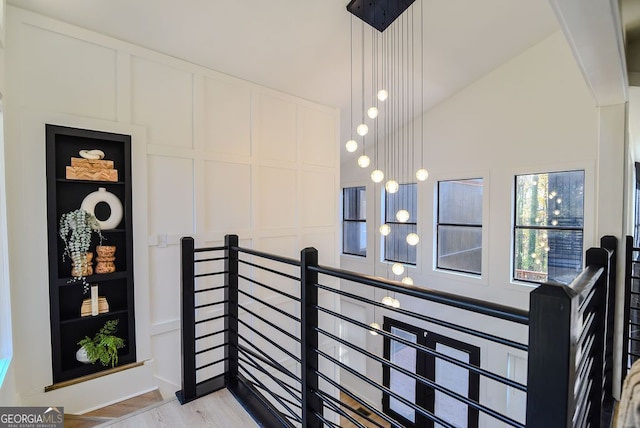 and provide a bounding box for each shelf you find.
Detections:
[57,271,128,286]
[61,309,128,325]
[56,178,125,185]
